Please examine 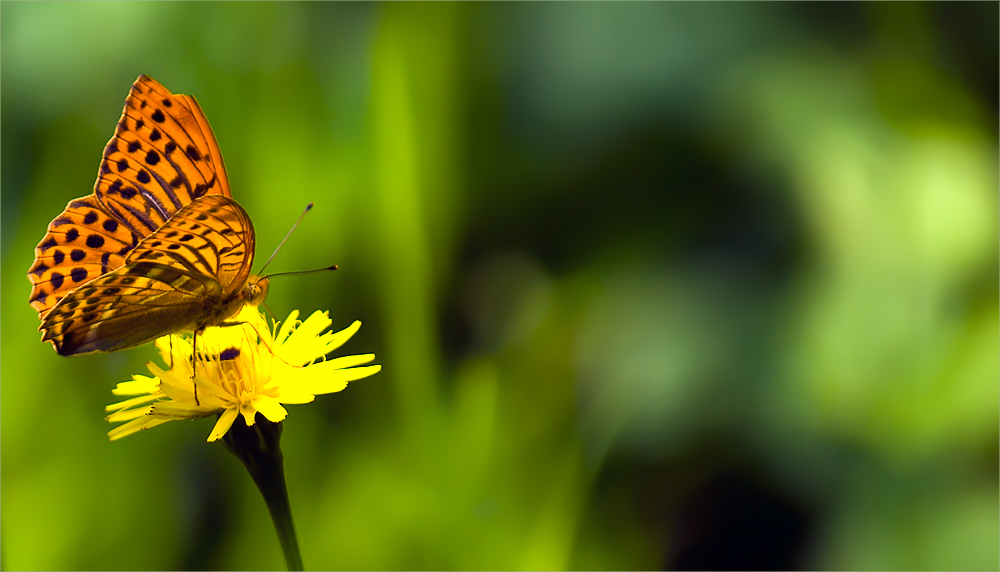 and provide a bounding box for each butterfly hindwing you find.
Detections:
[28,196,138,316]
[39,261,222,355]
